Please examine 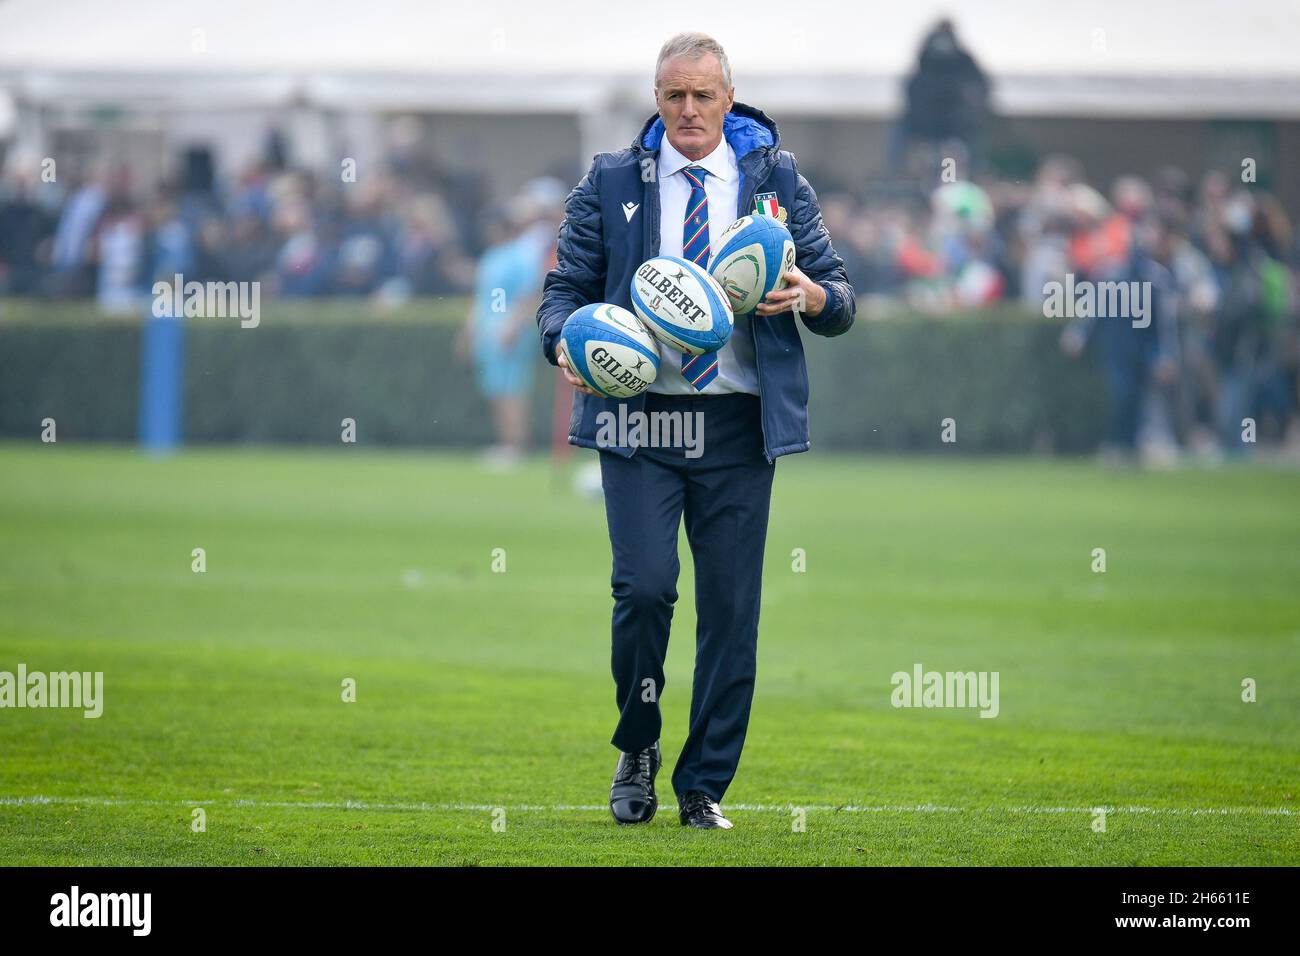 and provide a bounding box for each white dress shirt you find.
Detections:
[650,133,760,396]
